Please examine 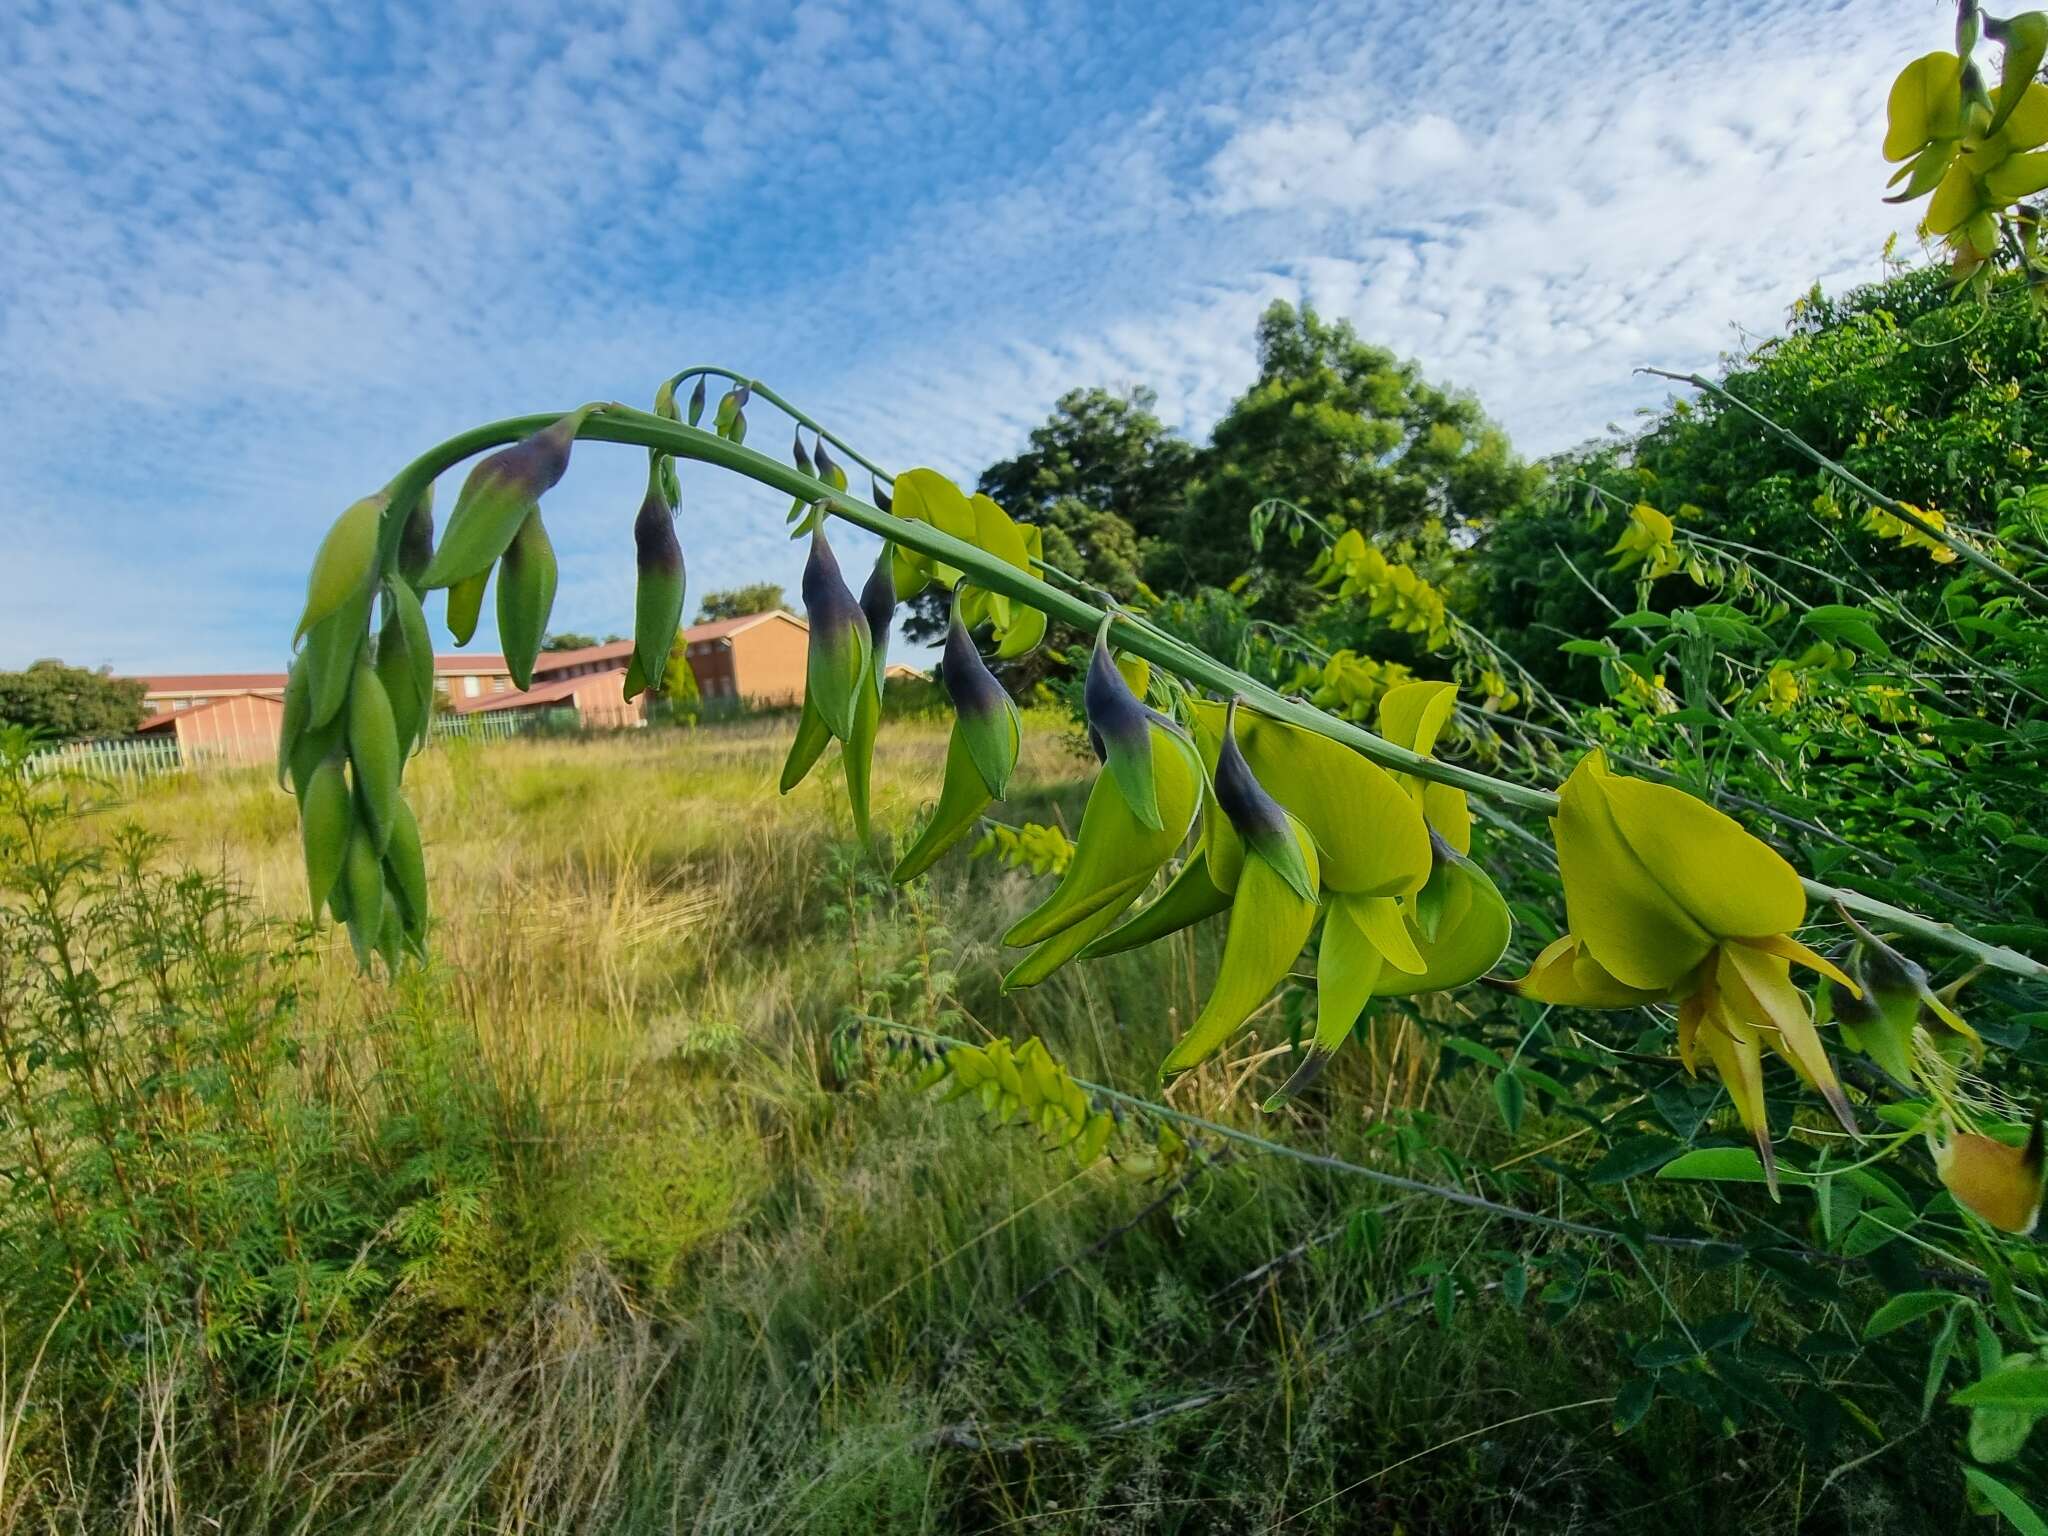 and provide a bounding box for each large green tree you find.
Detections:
[695,584,787,622]
[1173,302,1531,618]
[905,387,1196,646]
[0,661,146,740]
